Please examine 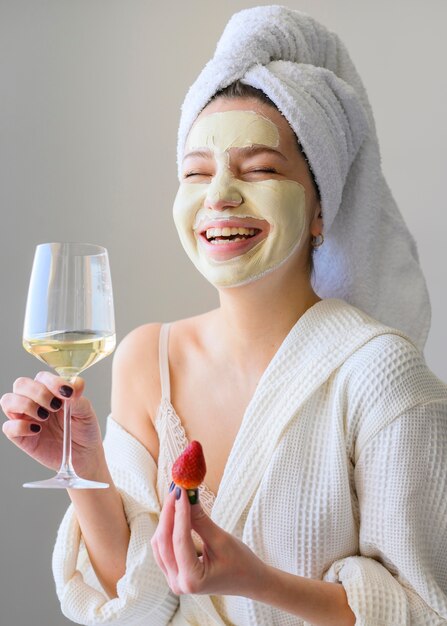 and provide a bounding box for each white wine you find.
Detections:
[23,330,116,379]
